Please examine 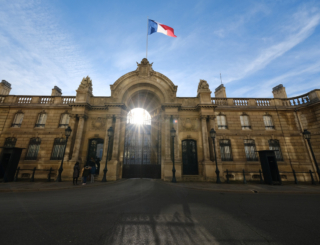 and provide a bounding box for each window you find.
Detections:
[12,112,24,128]
[269,139,283,161]
[263,115,274,129]
[35,112,47,128]
[217,115,228,129]
[4,137,17,147]
[25,137,41,160]
[244,139,258,161]
[51,138,67,160]
[219,139,233,161]
[240,114,251,129]
[59,113,70,128]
